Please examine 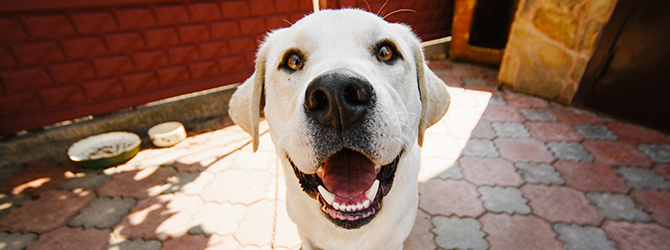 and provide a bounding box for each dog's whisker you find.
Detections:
[363,0,372,13]
[283,19,293,26]
[383,9,416,20]
[377,0,390,16]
